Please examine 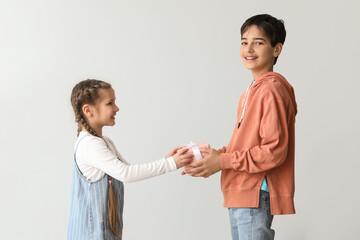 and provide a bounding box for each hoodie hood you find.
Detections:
[255,72,297,116]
